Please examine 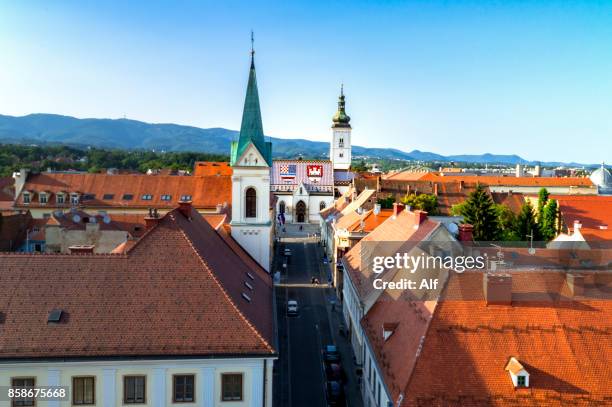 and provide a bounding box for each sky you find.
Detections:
[1,0,611,164]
